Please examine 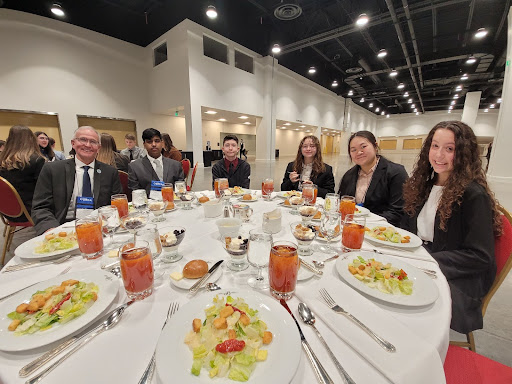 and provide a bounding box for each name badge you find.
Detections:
[76,196,94,219]
[356,203,364,207]
[149,181,164,200]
